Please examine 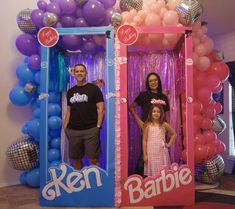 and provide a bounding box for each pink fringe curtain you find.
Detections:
[127,49,185,175]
